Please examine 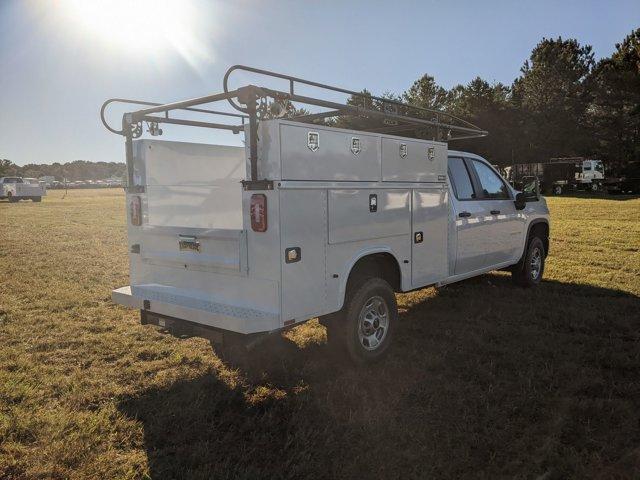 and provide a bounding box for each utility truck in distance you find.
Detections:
[0,177,46,202]
[103,66,550,364]
[508,157,604,195]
